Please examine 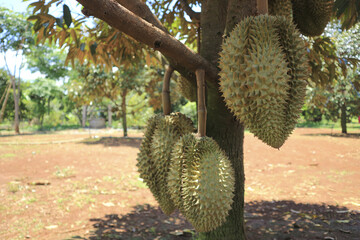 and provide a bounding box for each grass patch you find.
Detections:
[53,166,76,178]
[7,181,22,193]
[0,153,16,159]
